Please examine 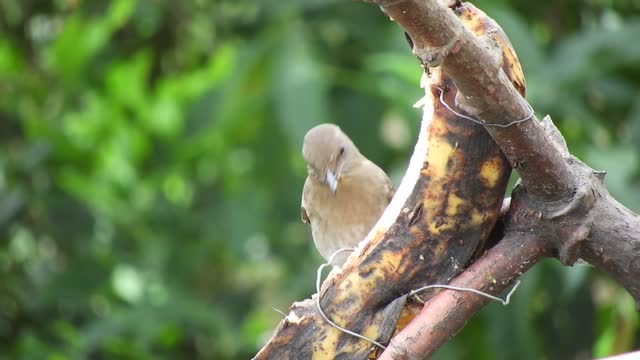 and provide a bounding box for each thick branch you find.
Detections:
[378,231,547,359]
[580,182,640,305]
[372,0,574,201]
[378,166,640,358]
[367,0,640,303]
